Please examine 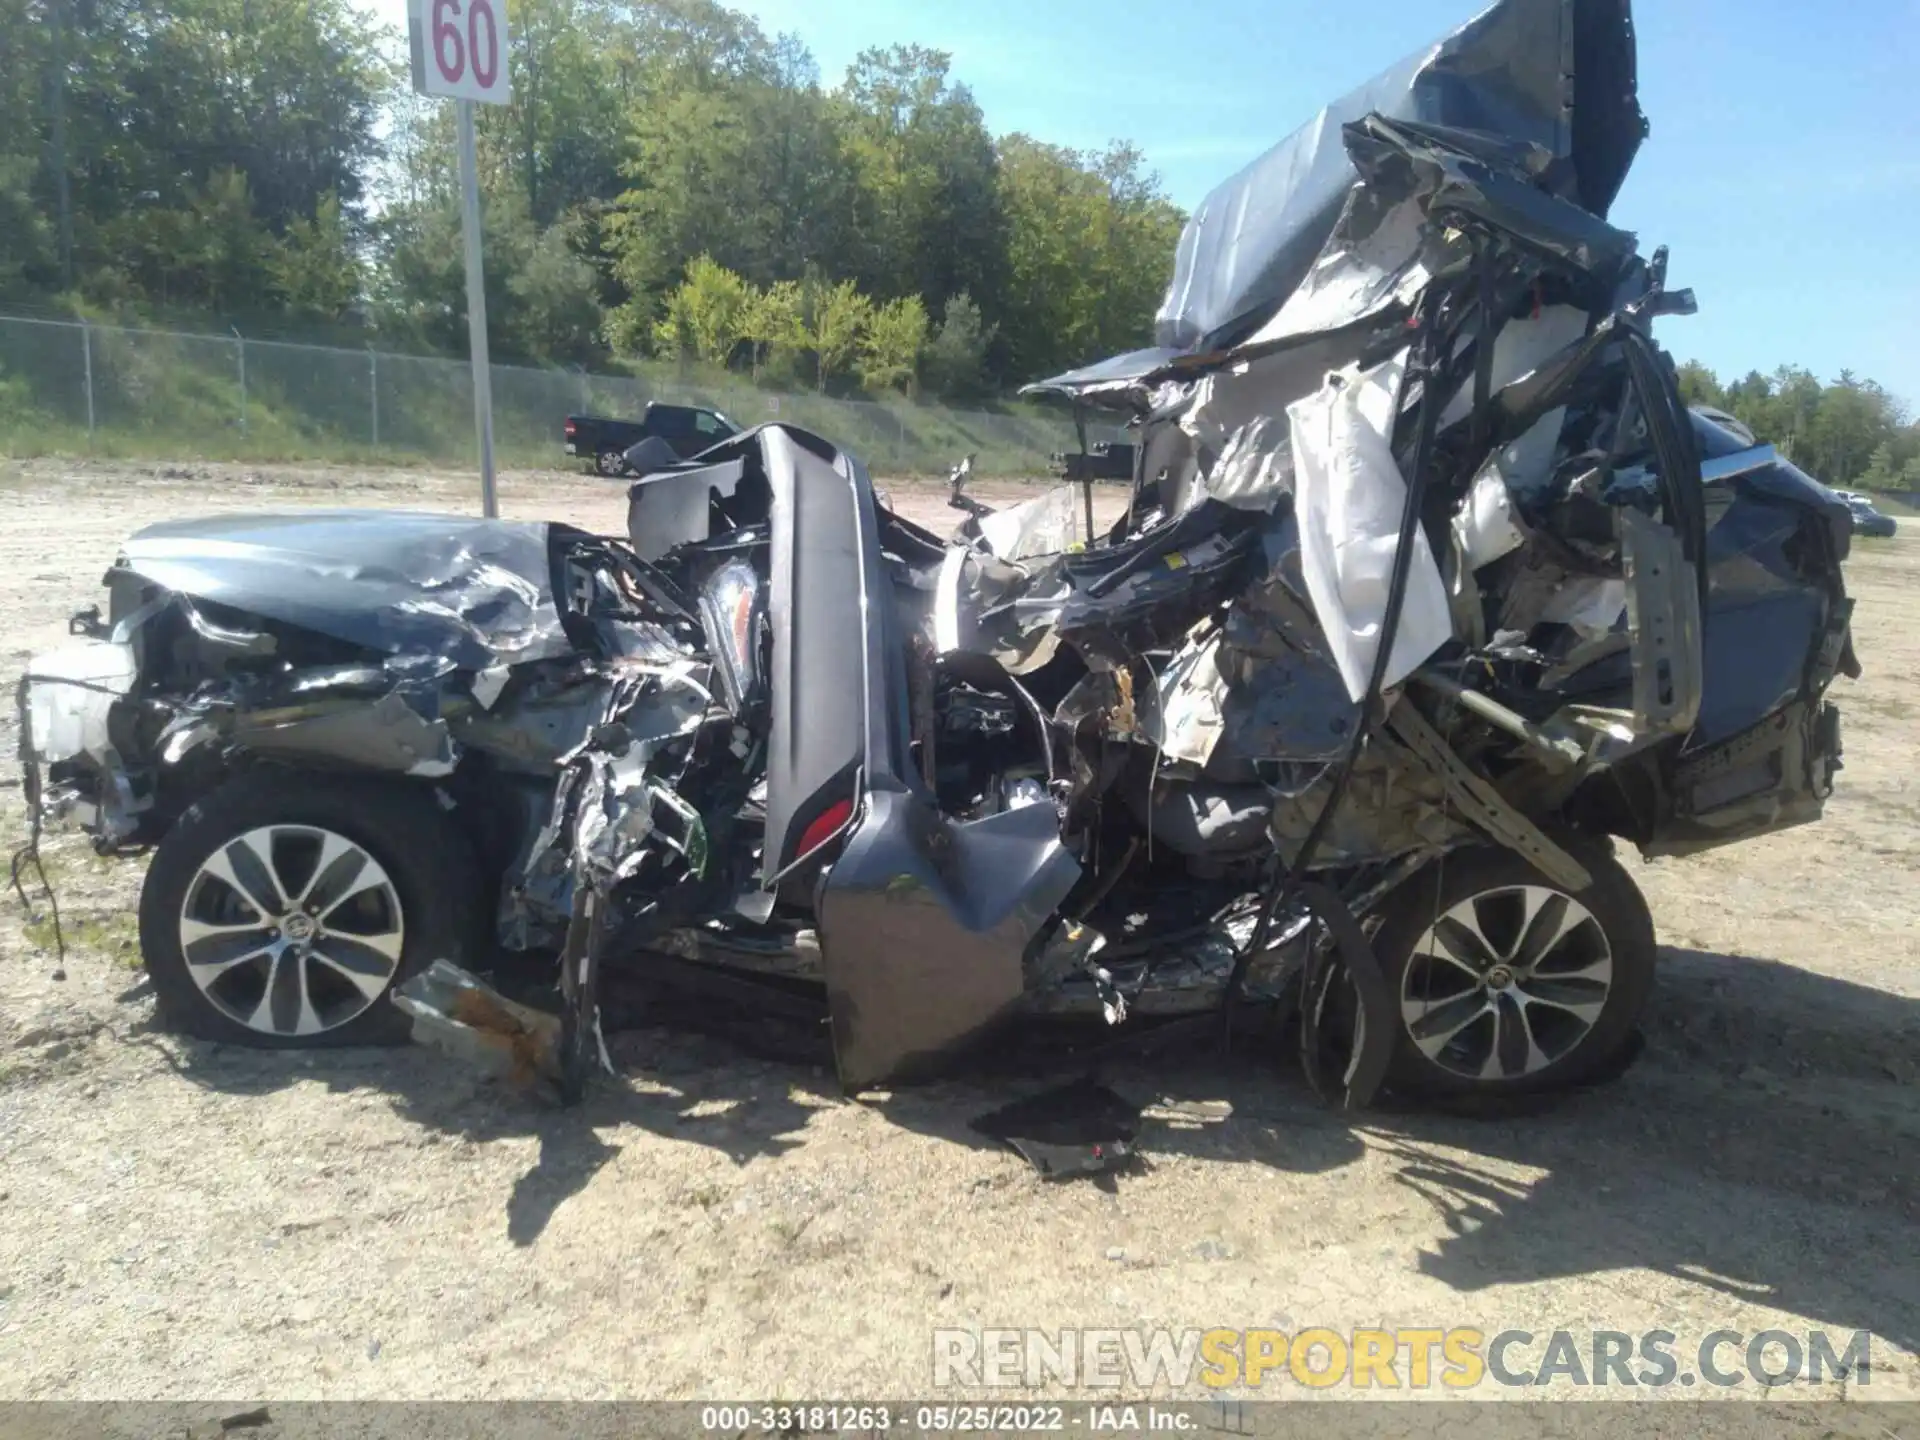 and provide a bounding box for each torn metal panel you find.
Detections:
[817,789,1082,1091]
[1267,739,1468,870]
[453,672,606,775]
[392,960,561,1085]
[232,687,459,777]
[1154,0,1643,354]
[1150,628,1228,767]
[1452,468,1527,572]
[1620,508,1703,740]
[556,673,712,890]
[1542,576,1627,637]
[1642,699,1841,858]
[1383,700,1591,893]
[1020,346,1185,405]
[971,1081,1139,1180]
[1436,307,1591,433]
[1690,469,1845,746]
[975,484,1089,560]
